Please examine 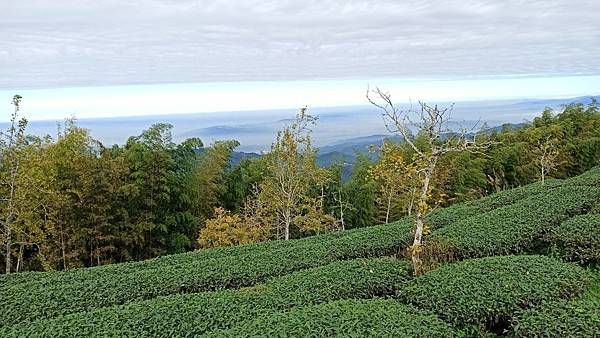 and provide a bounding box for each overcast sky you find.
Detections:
[1,0,600,120]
